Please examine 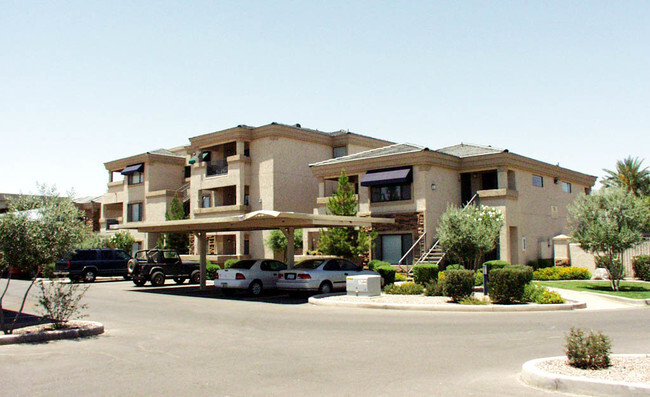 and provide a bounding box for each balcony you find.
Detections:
[477,188,518,200]
[206,159,228,177]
